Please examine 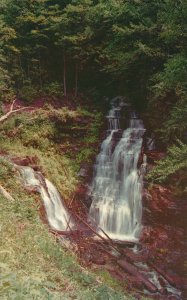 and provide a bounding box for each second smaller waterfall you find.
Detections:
[20,166,74,231]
